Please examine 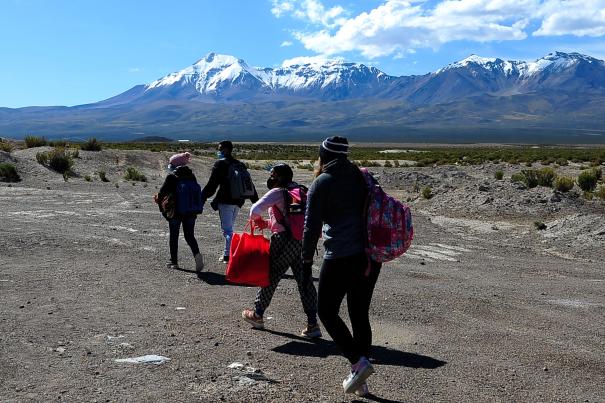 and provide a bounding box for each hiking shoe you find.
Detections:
[242,309,264,329]
[342,357,374,394]
[355,382,370,397]
[194,253,204,273]
[301,323,322,339]
[218,255,229,264]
